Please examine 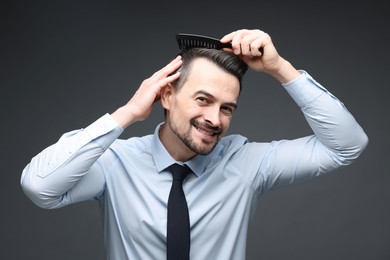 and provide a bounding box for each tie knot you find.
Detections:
[170,164,191,182]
